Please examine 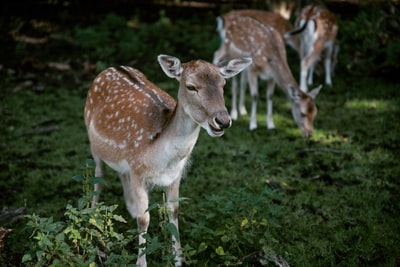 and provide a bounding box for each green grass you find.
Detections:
[1,6,400,267]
